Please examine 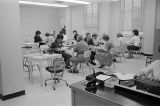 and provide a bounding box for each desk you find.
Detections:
[70,81,160,106]
[23,54,62,86]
